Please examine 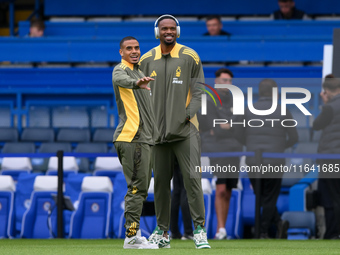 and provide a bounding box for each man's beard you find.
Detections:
[163,39,175,46]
